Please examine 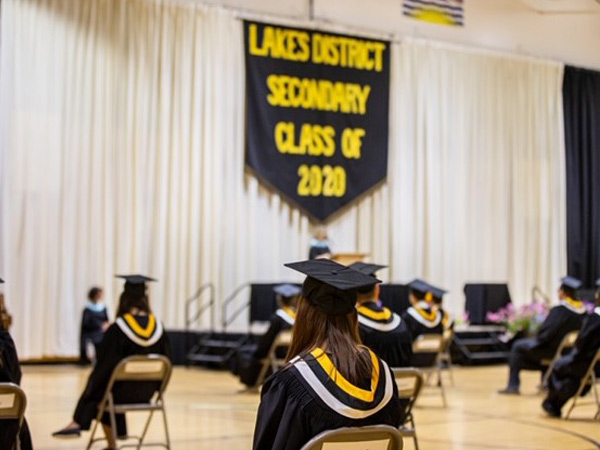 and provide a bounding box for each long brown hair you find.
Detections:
[116,290,152,317]
[286,296,373,385]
